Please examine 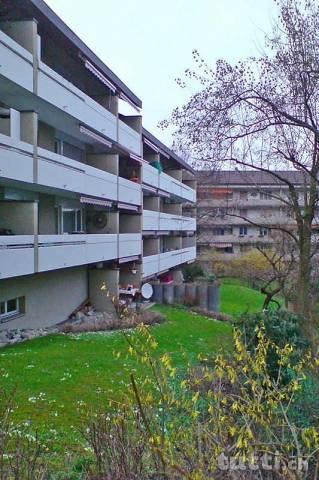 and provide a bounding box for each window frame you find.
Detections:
[0,297,20,322]
[60,207,85,234]
[239,225,248,236]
